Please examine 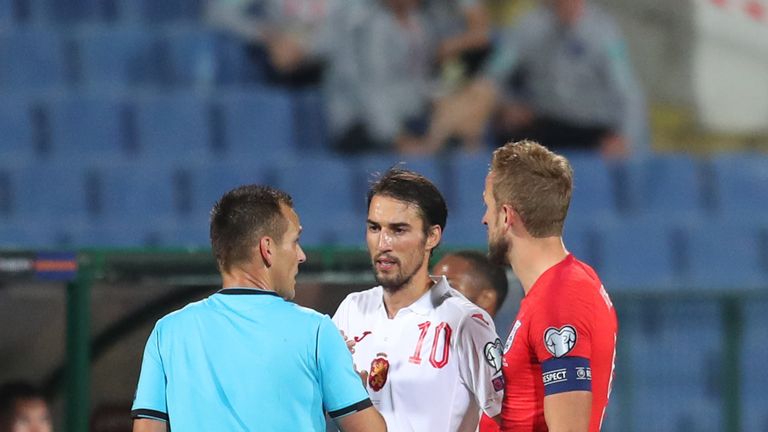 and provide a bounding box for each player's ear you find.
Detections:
[501,204,517,229]
[259,236,273,267]
[425,224,441,251]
